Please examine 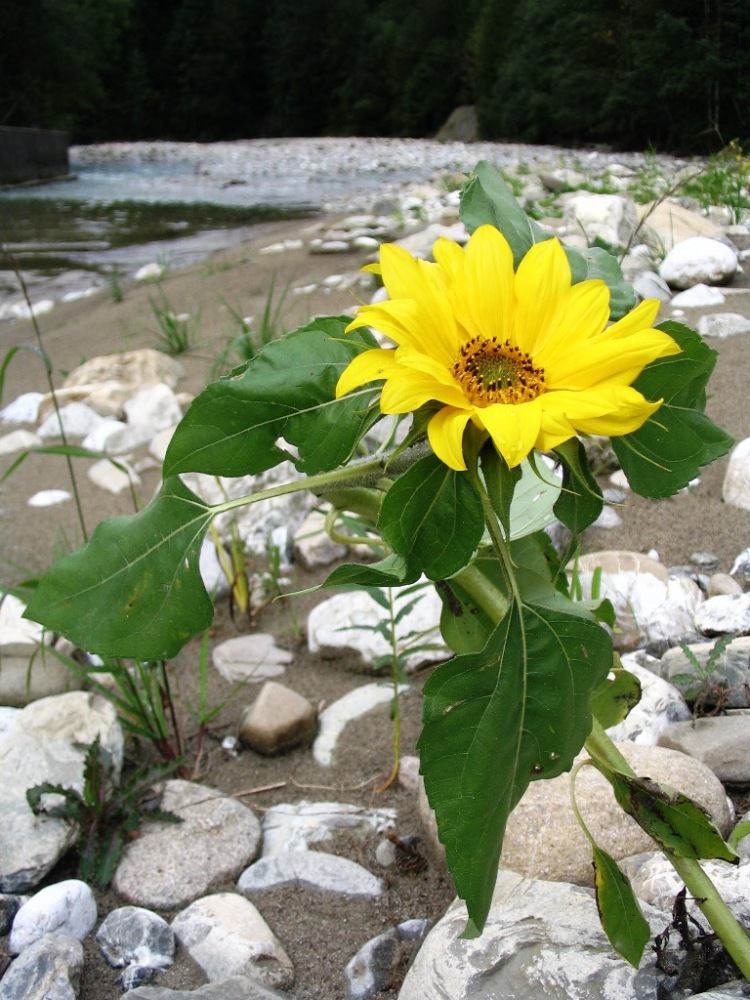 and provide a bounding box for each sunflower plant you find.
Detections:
[25,161,750,974]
